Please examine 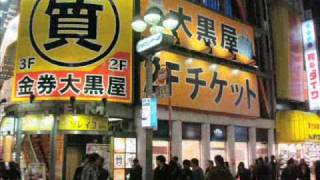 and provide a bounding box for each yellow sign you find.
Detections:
[21,114,54,131]
[276,111,320,143]
[141,0,255,65]
[13,0,133,103]
[59,114,107,131]
[141,51,260,117]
